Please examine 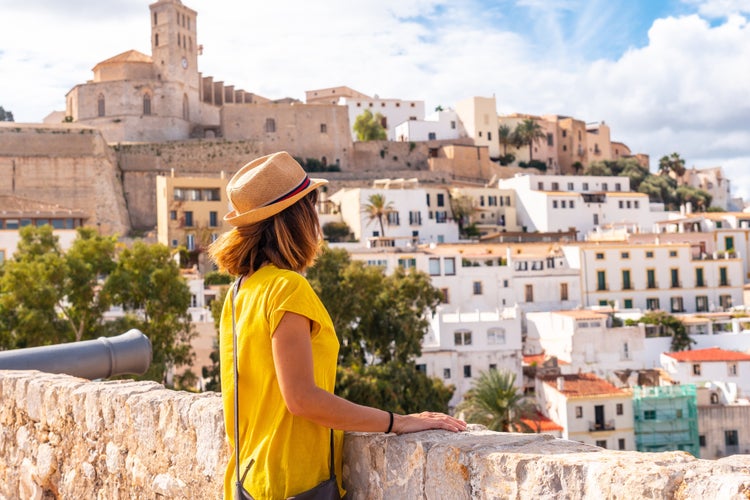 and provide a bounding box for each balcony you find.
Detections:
[590,419,616,432]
